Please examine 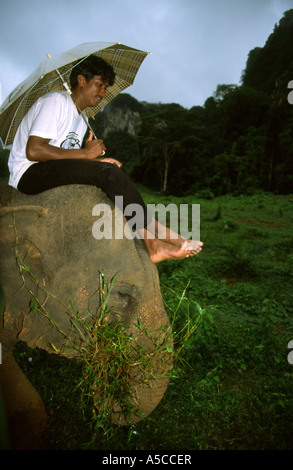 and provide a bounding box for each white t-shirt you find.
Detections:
[8,90,88,189]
